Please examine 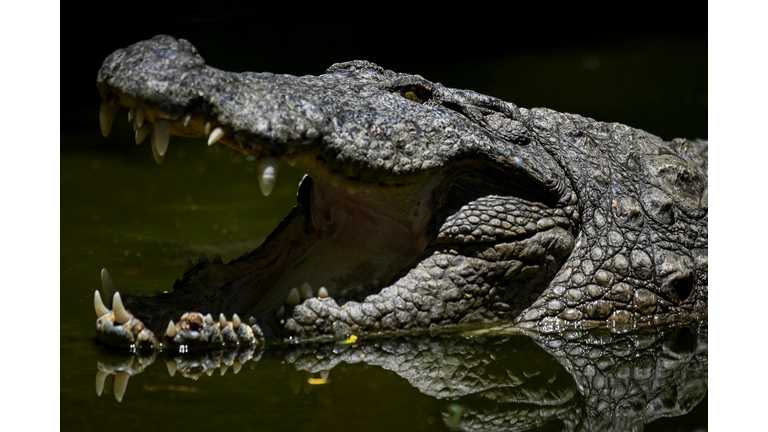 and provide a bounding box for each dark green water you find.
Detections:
[61,124,706,431]
[61,28,707,430]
